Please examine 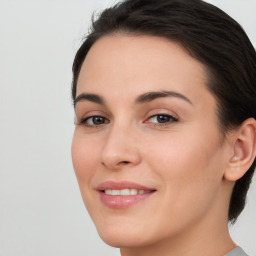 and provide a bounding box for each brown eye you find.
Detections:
[91,116,106,125]
[156,115,172,123]
[147,114,178,125]
[80,116,109,126]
